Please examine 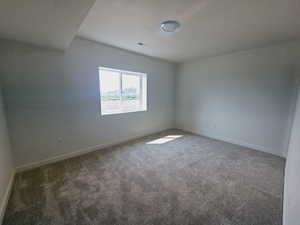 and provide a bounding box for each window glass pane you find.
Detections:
[99,67,147,115]
[100,70,121,115]
[122,73,140,112]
